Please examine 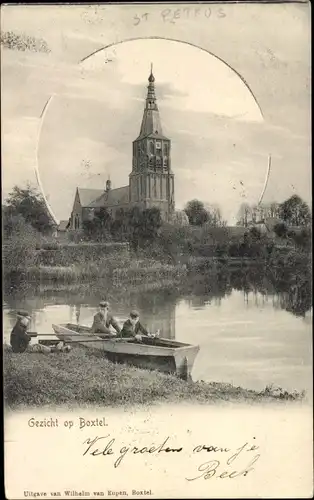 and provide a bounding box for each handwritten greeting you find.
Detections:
[82,434,260,479]
[26,416,261,482]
